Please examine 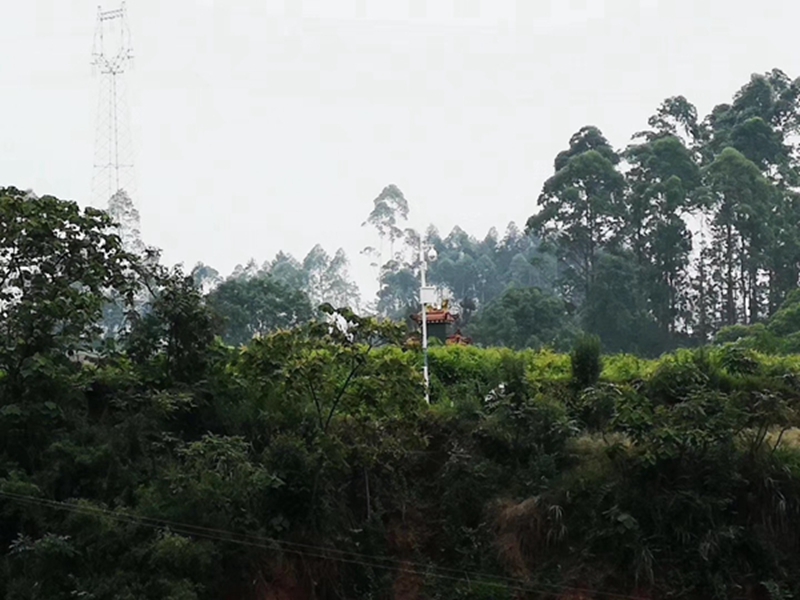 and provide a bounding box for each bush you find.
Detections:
[570,334,602,390]
[646,348,713,405]
[571,382,624,432]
